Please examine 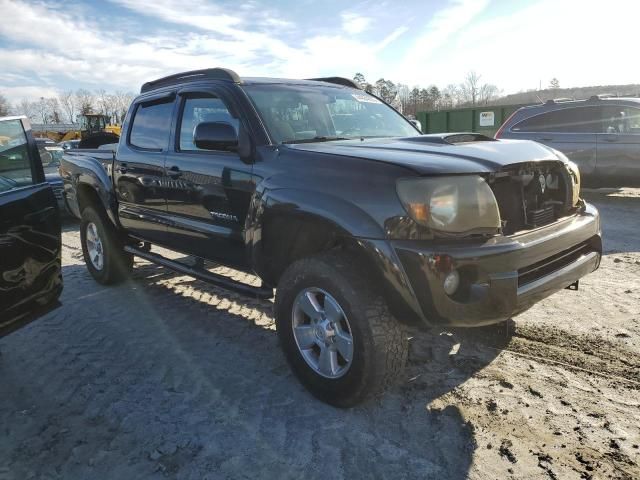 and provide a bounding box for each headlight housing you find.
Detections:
[548,147,581,206]
[396,175,501,234]
[567,160,581,206]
